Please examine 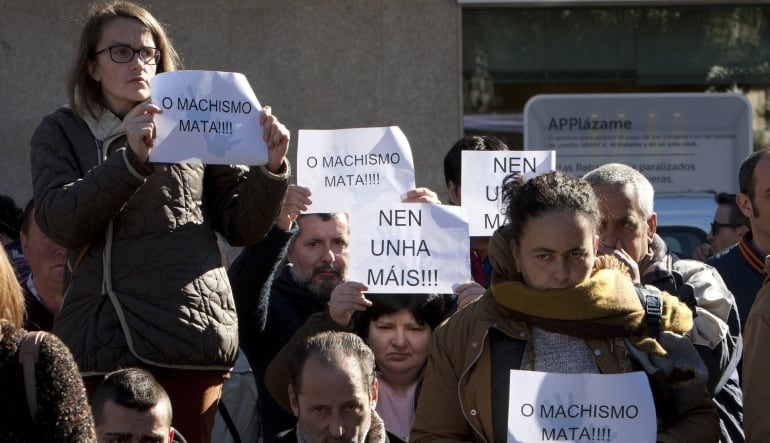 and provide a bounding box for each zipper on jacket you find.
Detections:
[458,328,491,443]
[95,139,104,165]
